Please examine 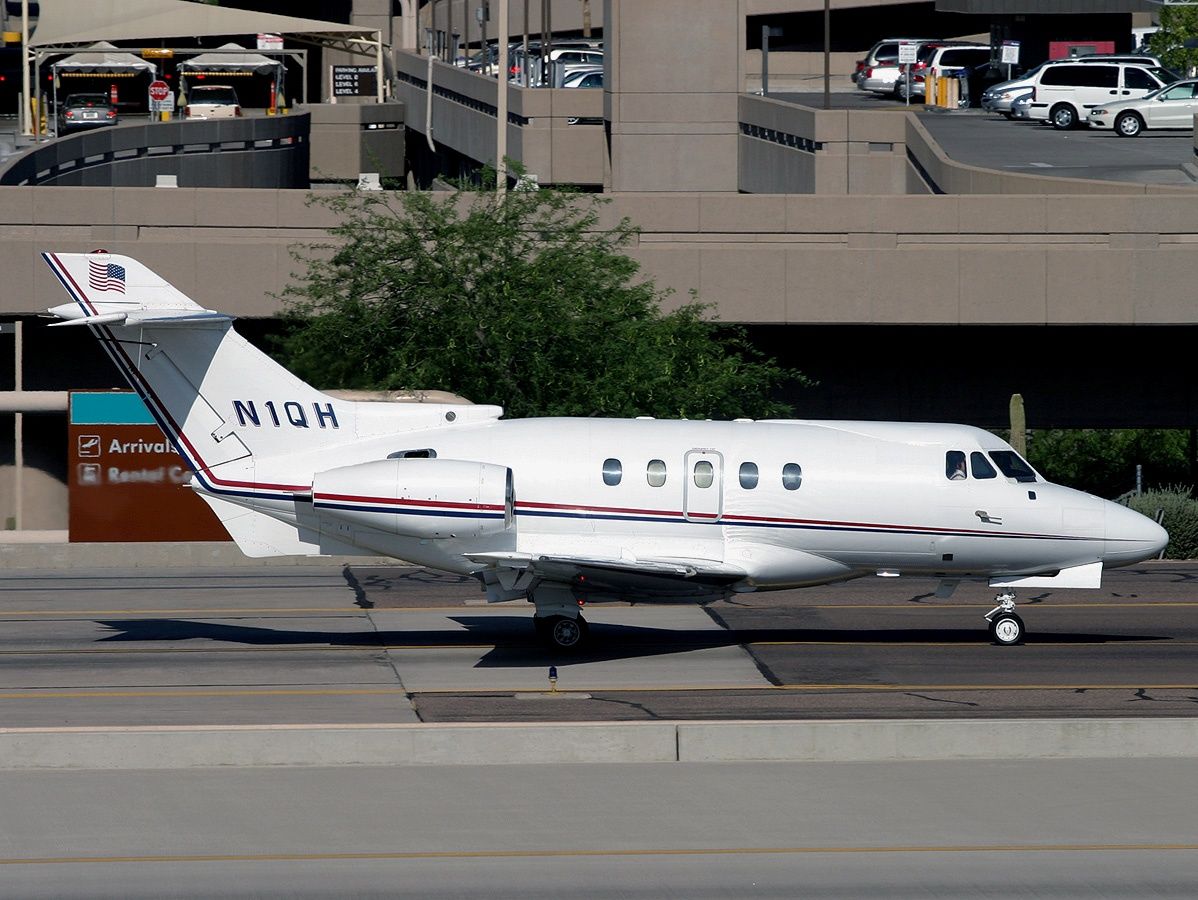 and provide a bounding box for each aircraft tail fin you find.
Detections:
[43,251,501,495]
